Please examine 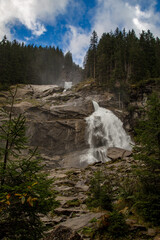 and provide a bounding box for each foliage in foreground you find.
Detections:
[84,211,128,240]
[105,211,128,239]
[122,93,160,225]
[0,89,58,239]
[134,93,160,166]
[86,170,113,210]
